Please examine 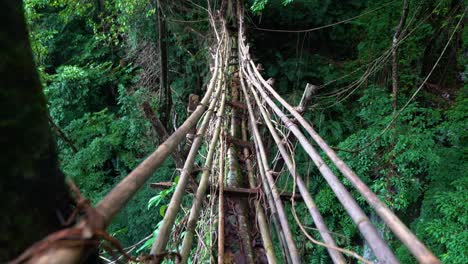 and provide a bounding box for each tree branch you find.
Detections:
[392,0,409,111]
[141,101,184,167]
